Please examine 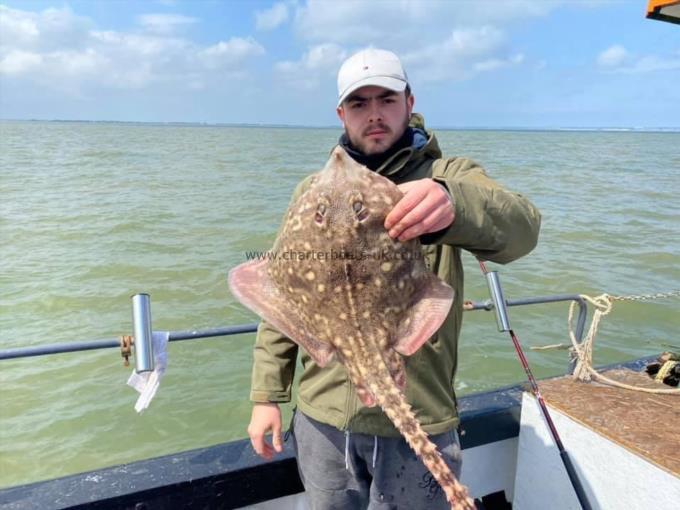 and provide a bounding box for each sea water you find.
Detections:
[1,120,678,487]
